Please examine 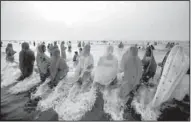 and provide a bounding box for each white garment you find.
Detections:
[94,56,118,86]
[151,45,189,108]
[75,54,94,77]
